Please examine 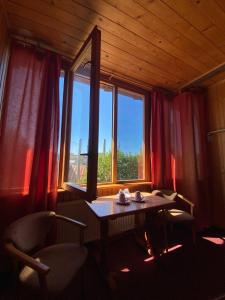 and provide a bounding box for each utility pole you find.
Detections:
[103,138,106,155]
[78,138,82,181]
